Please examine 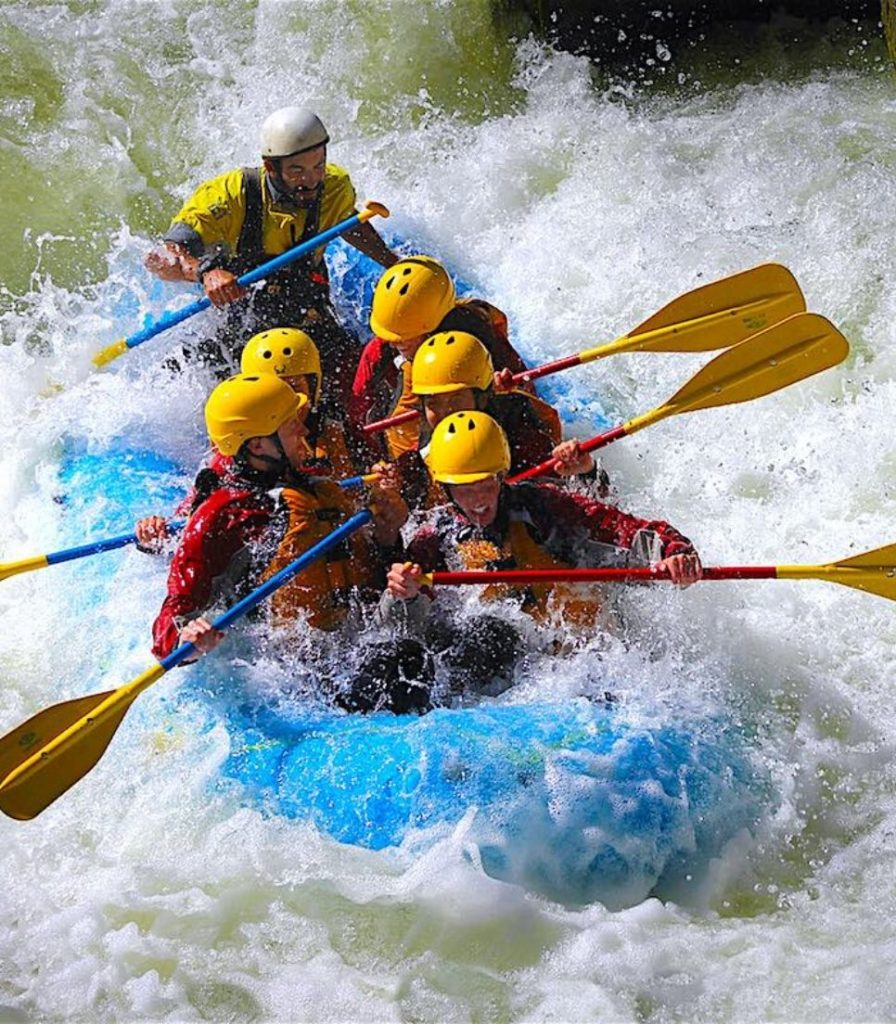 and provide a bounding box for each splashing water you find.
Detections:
[1,2,895,1021]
